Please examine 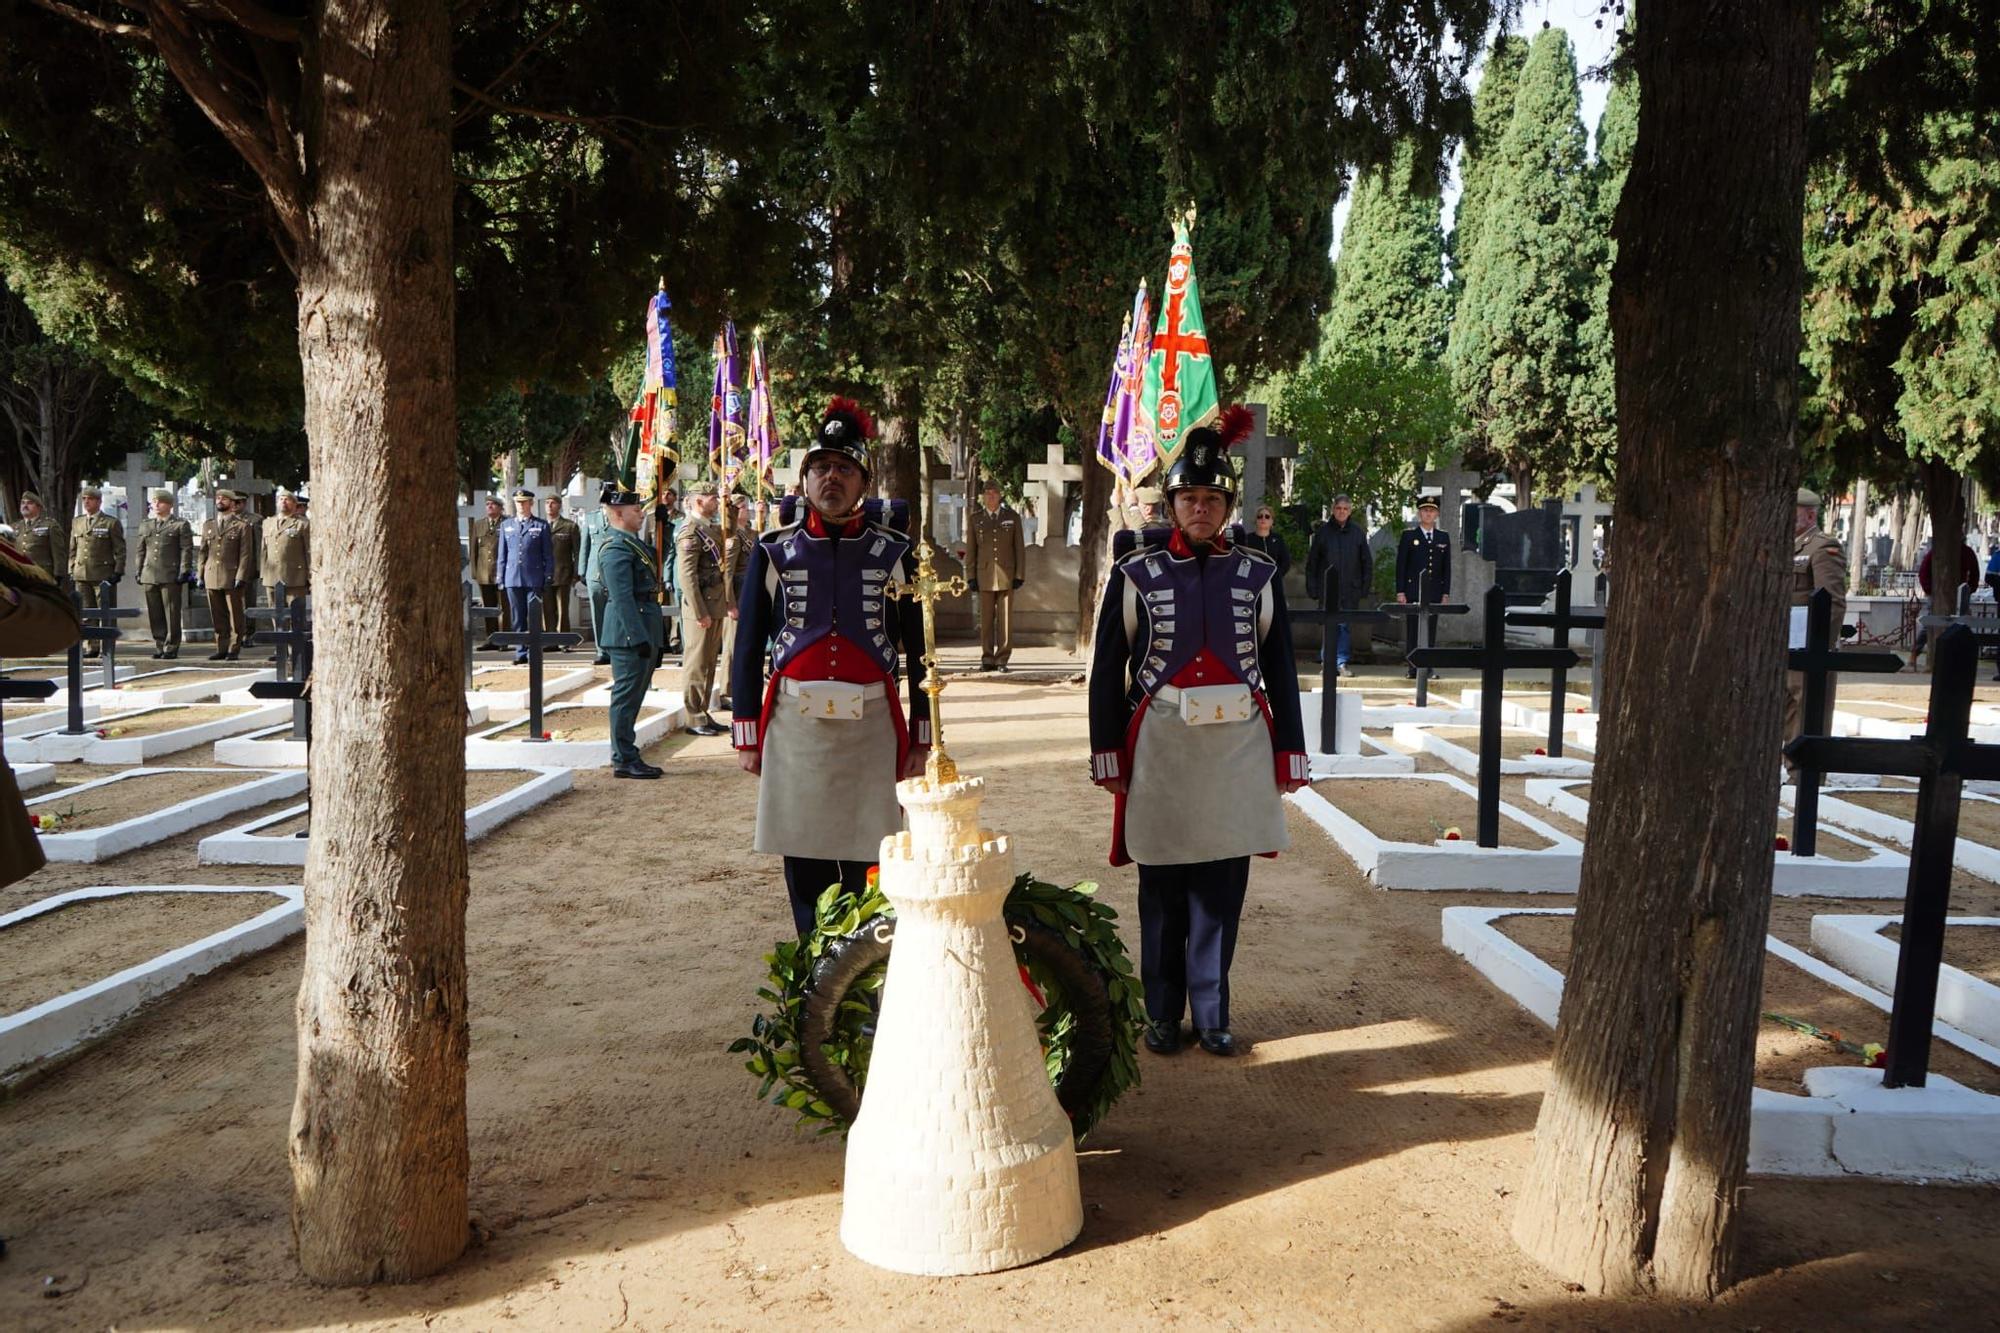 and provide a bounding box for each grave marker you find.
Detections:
[1786,625,2000,1087]
[490,592,582,741]
[1318,603,1391,754]
[1376,573,1470,706]
[1919,583,2000,683]
[248,587,312,740]
[1236,403,1296,517]
[1410,585,1578,847]
[1560,484,1613,606]
[1503,569,1607,757]
[1025,444,1081,548]
[1788,587,1903,856]
[106,452,166,603]
[61,584,138,733]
